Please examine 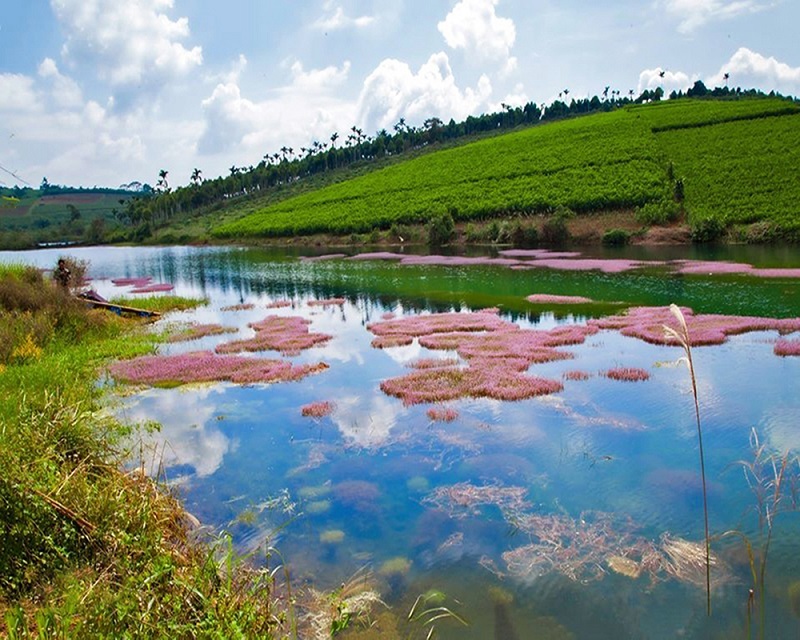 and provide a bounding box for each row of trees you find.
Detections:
[117,83,797,233]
